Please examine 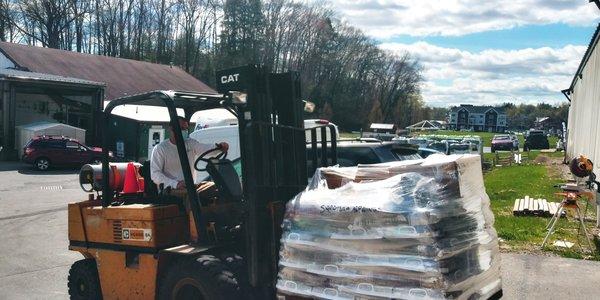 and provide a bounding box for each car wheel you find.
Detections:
[35,157,51,171]
[491,148,495,153]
